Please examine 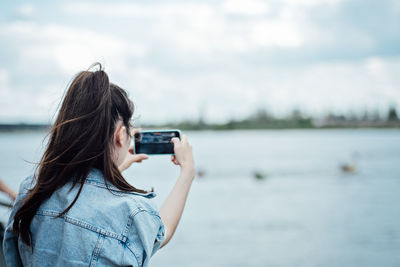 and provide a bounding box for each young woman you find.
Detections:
[3,64,196,266]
